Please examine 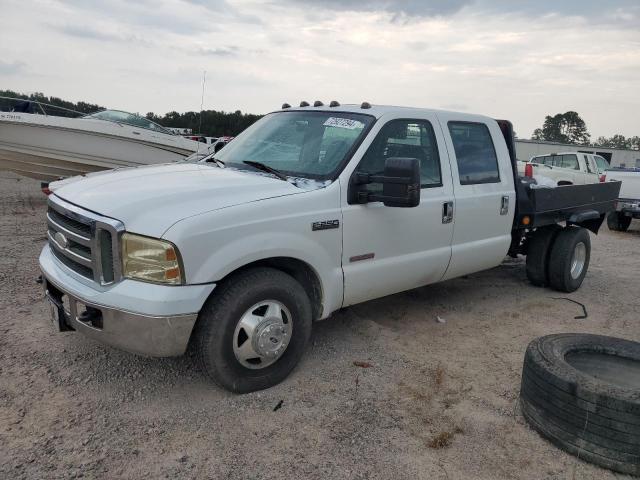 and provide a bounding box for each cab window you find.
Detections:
[559,154,579,170]
[448,122,500,185]
[357,119,442,188]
